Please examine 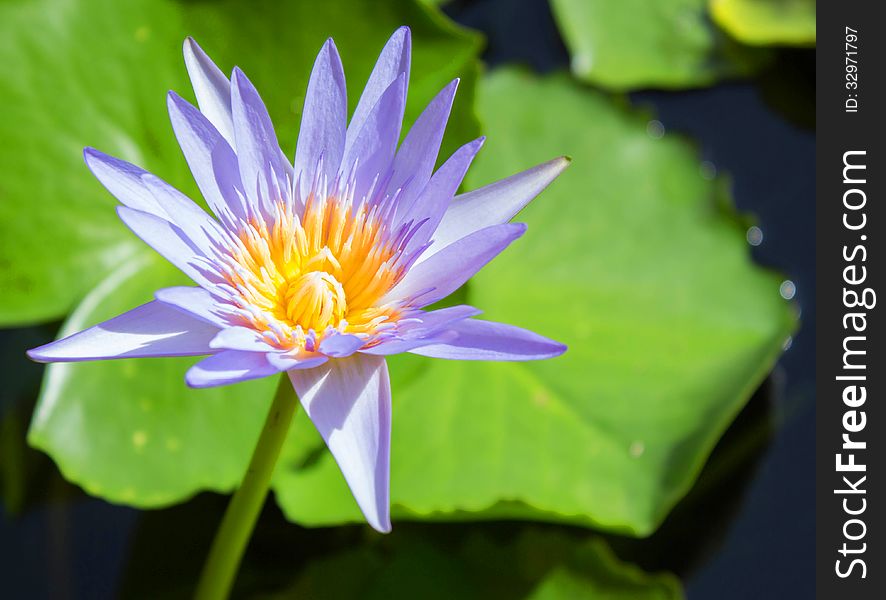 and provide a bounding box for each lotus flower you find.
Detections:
[28,27,567,533]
